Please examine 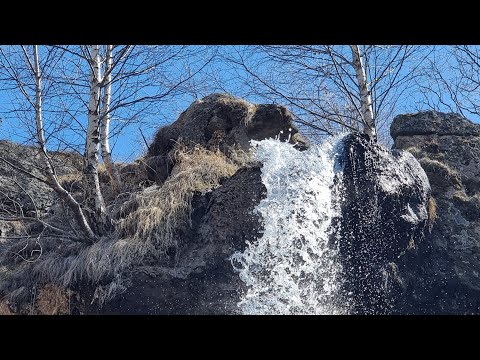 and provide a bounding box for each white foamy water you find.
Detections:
[230,135,349,315]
